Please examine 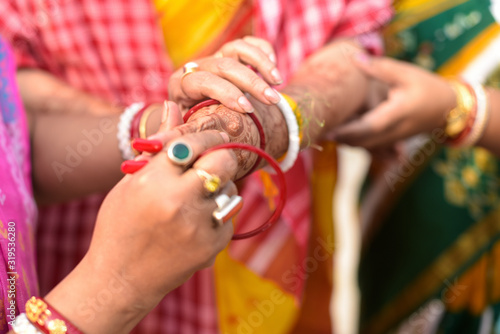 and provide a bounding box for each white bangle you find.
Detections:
[12,313,43,334]
[461,82,490,147]
[264,91,300,173]
[117,102,144,160]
